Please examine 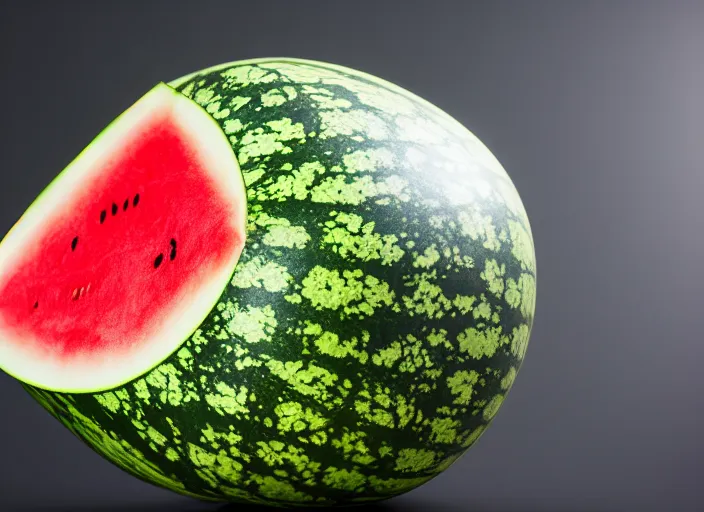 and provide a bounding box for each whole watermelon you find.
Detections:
[24,58,537,506]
